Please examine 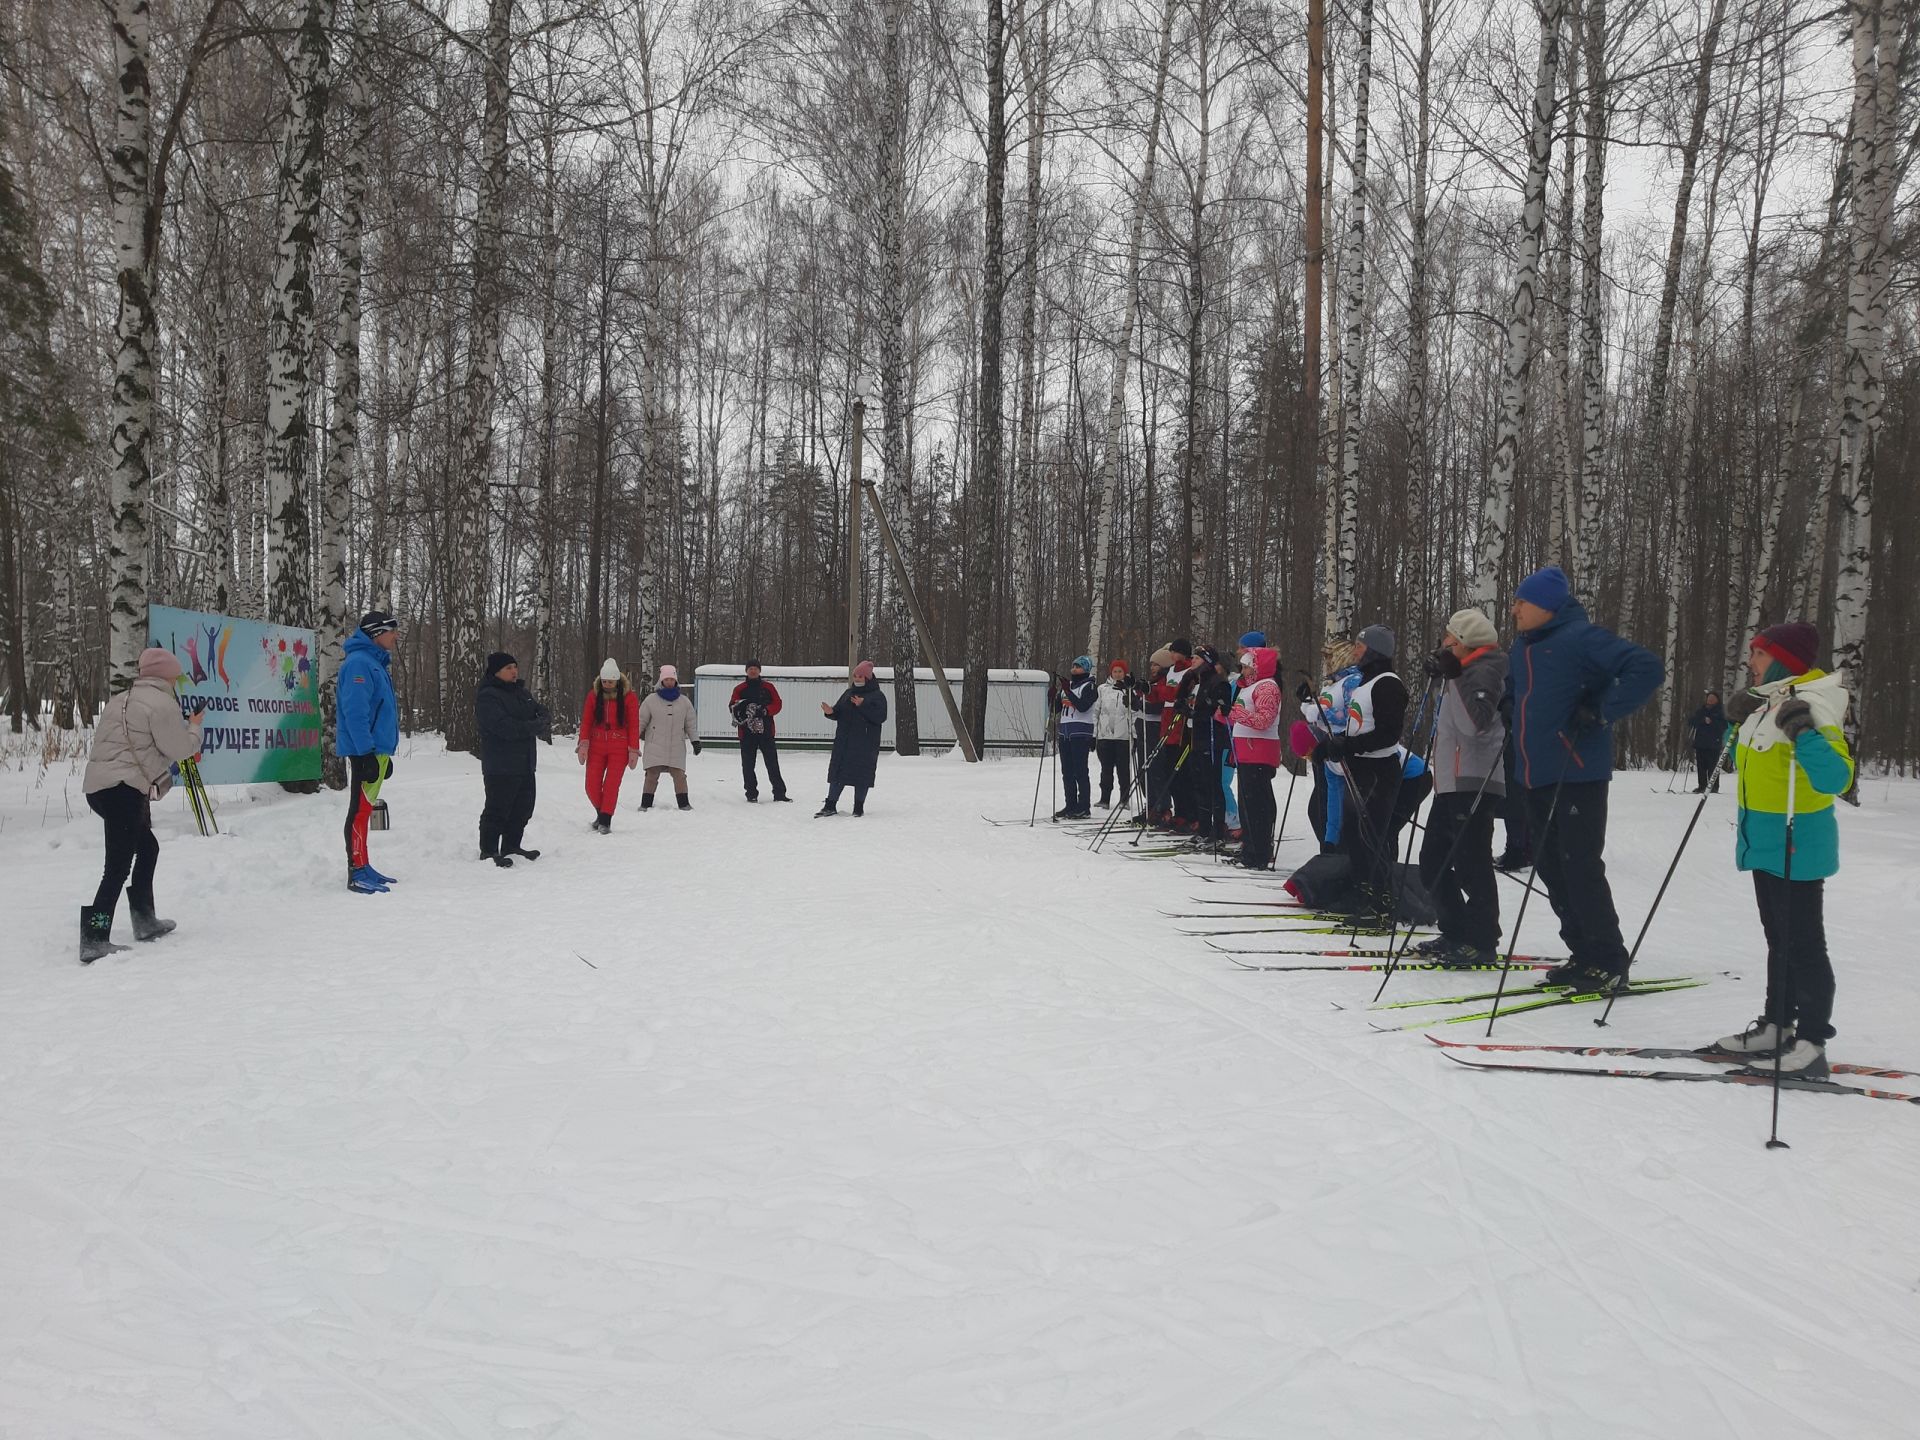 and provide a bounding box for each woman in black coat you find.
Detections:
[475,651,553,864]
[817,659,888,817]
